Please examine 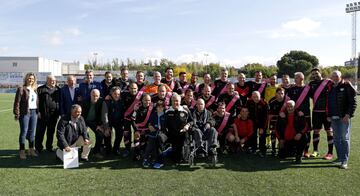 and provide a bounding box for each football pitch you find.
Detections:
[0,93,359,195]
